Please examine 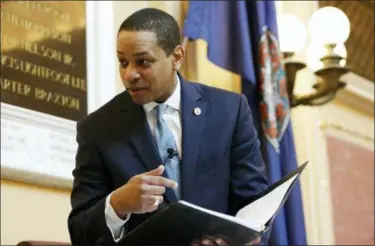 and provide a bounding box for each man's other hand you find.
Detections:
[110,165,177,217]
